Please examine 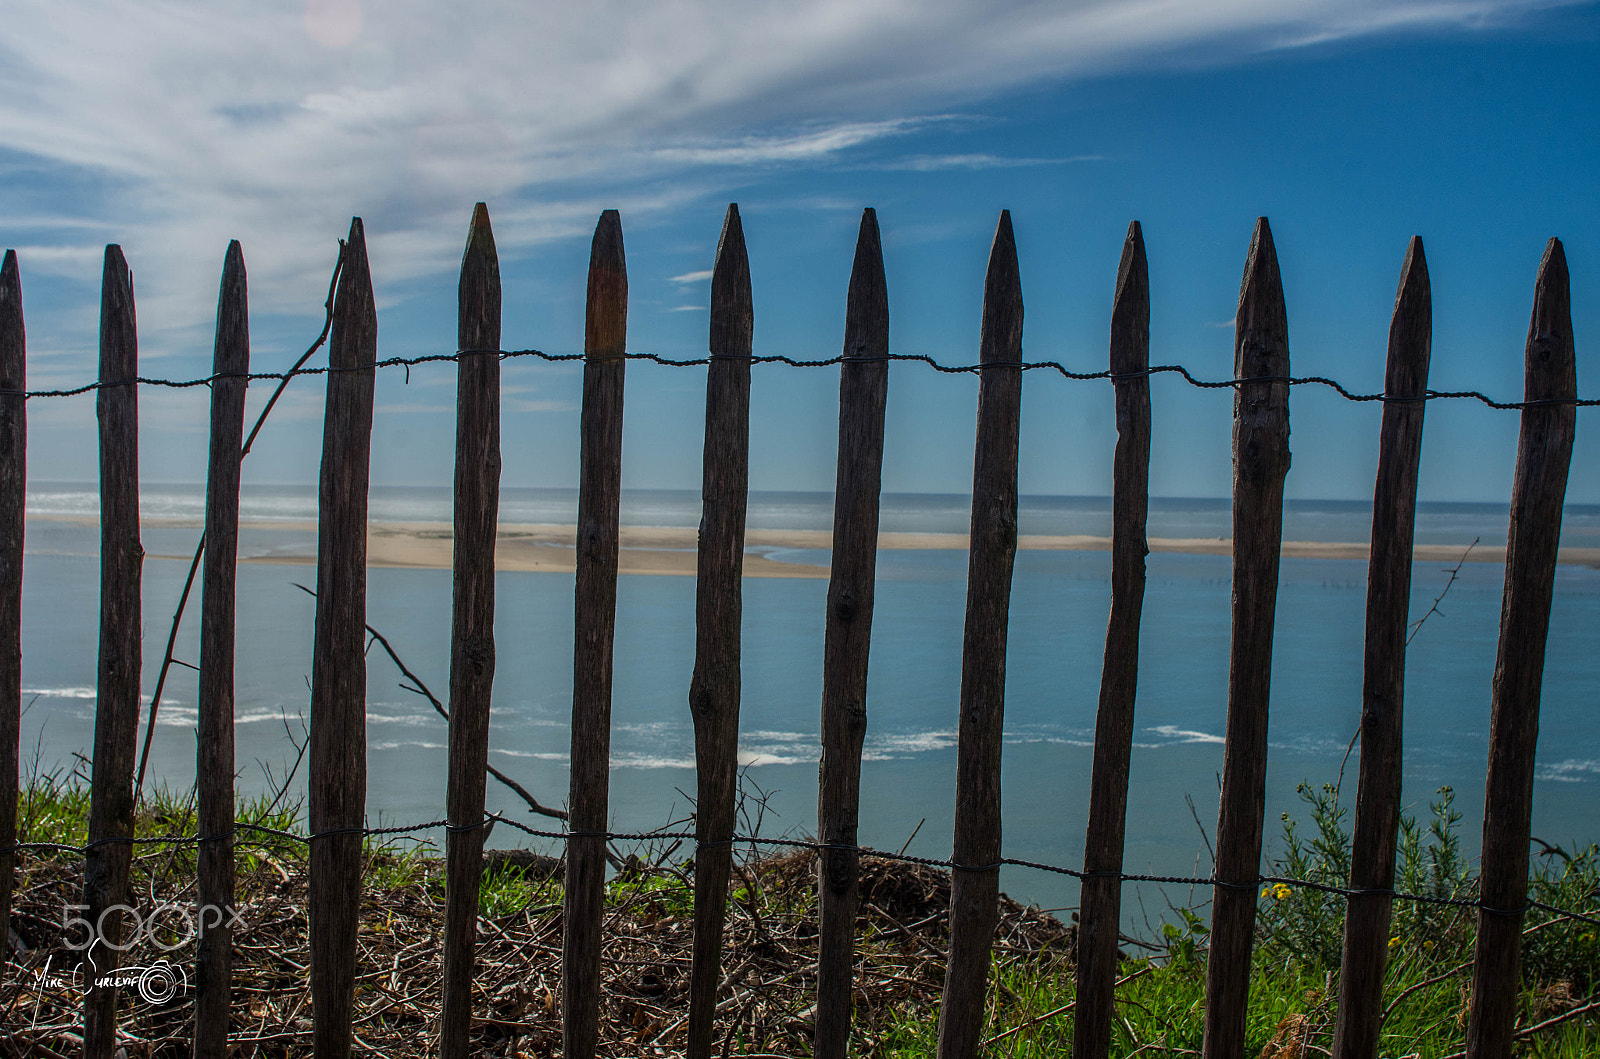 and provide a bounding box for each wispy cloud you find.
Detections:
[0,0,1574,341]
[652,119,927,166]
[864,152,1106,171]
[670,270,714,285]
